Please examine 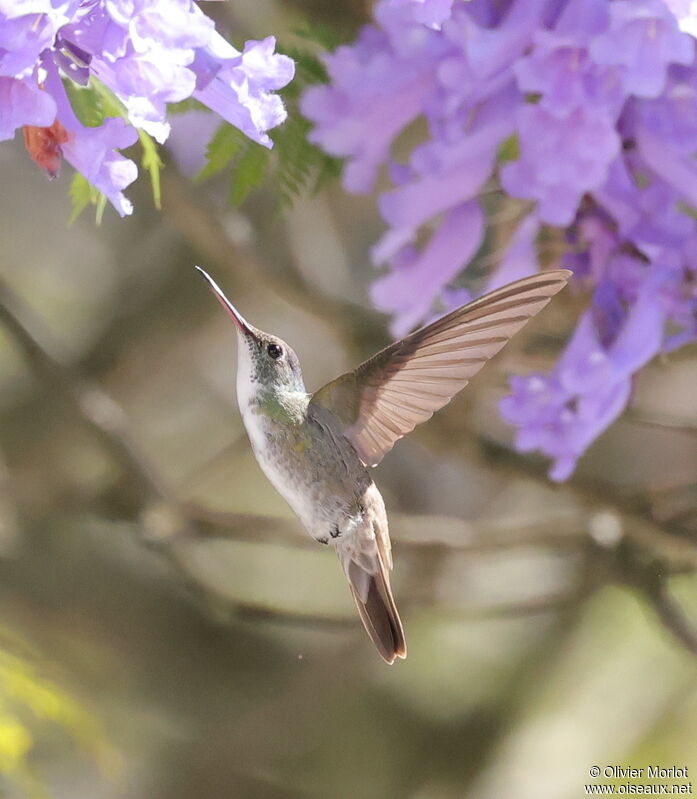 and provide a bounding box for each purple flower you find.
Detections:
[371,200,484,337]
[0,1,79,78]
[501,104,621,225]
[303,0,697,480]
[402,0,454,30]
[500,272,667,480]
[561,205,619,286]
[64,3,293,146]
[44,56,137,214]
[590,0,694,98]
[598,149,697,259]
[485,213,540,291]
[0,76,55,139]
[665,0,697,37]
[193,35,294,149]
[165,107,218,177]
[301,24,445,193]
[514,32,624,118]
[70,1,212,143]
[378,97,511,231]
[628,66,697,154]
[0,0,294,213]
